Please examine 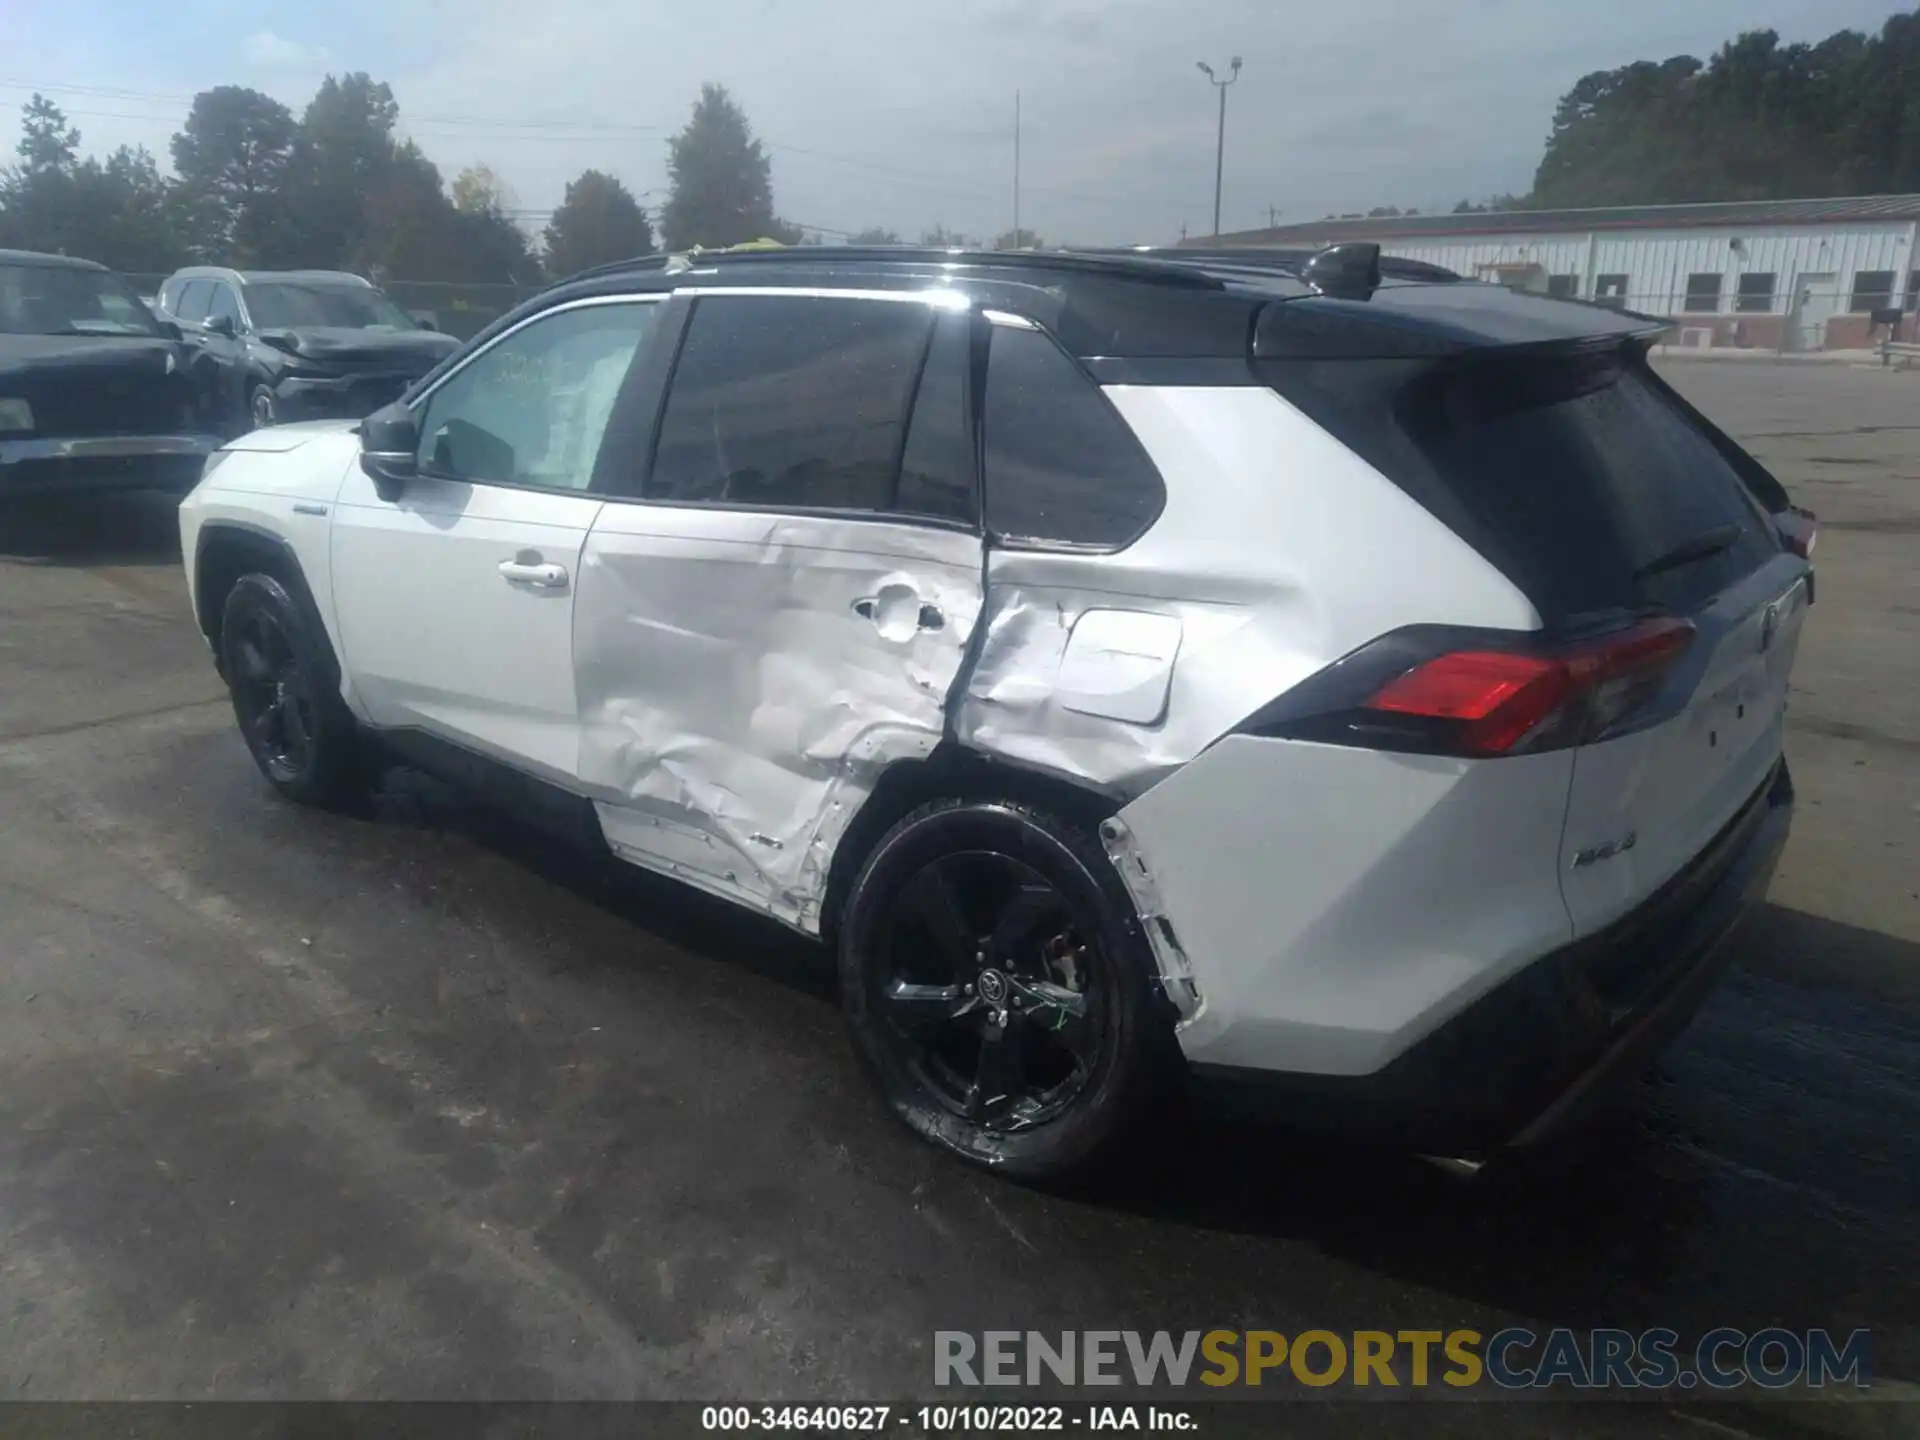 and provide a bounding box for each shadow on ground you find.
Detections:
[0,491,185,567]
[361,762,1920,1378]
